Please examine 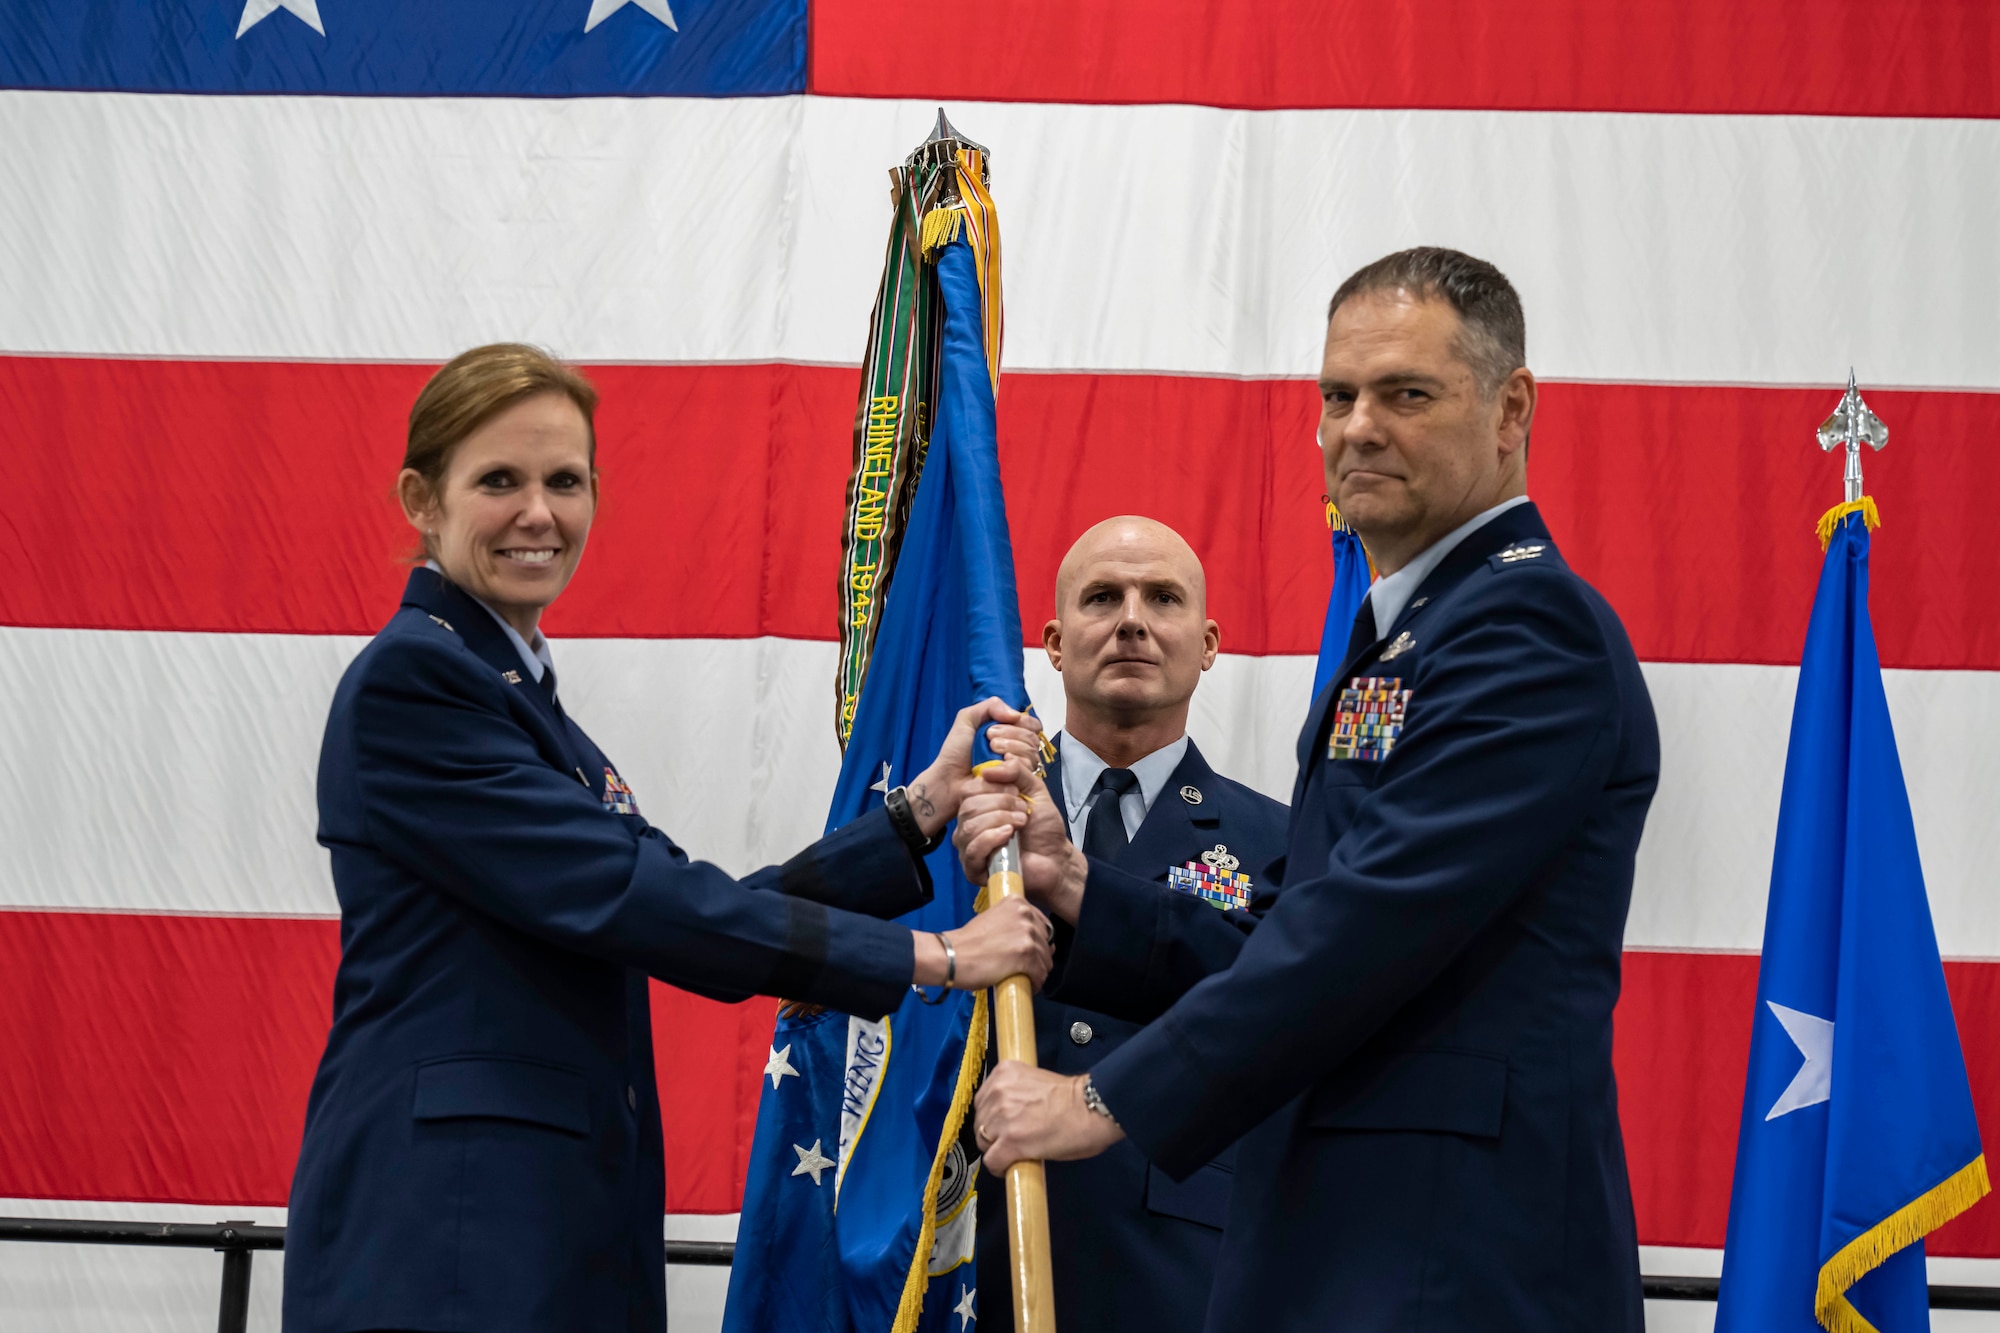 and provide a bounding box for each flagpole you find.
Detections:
[985,836,1056,1333]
